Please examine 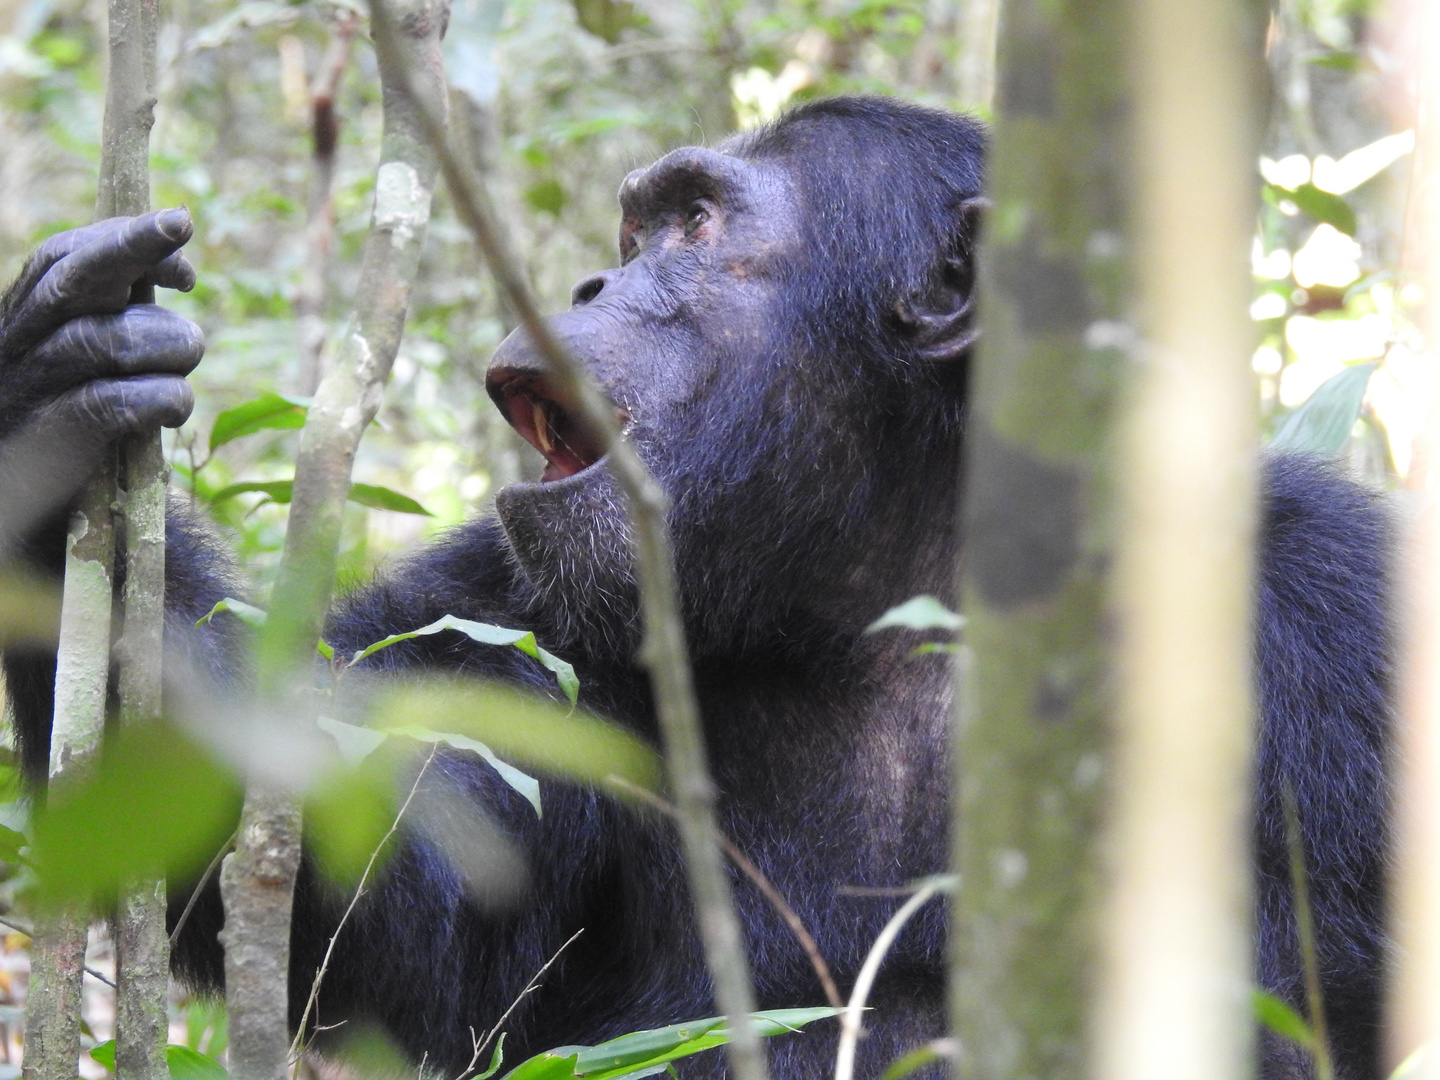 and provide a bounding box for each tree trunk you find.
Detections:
[949,0,1128,1073]
[219,2,449,1076]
